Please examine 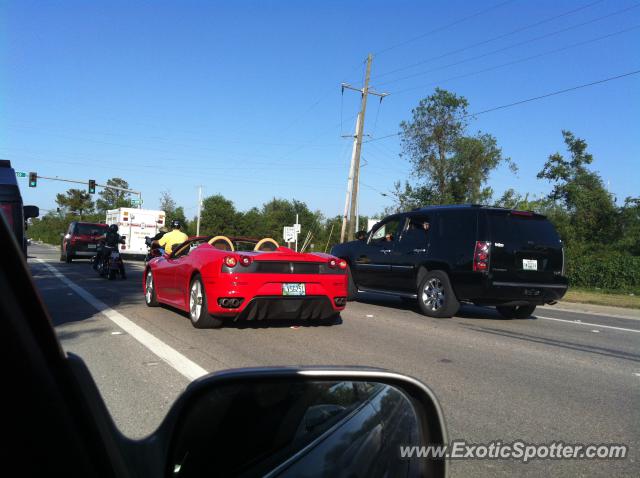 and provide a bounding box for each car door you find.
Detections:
[391,214,432,292]
[353,216,402,290]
